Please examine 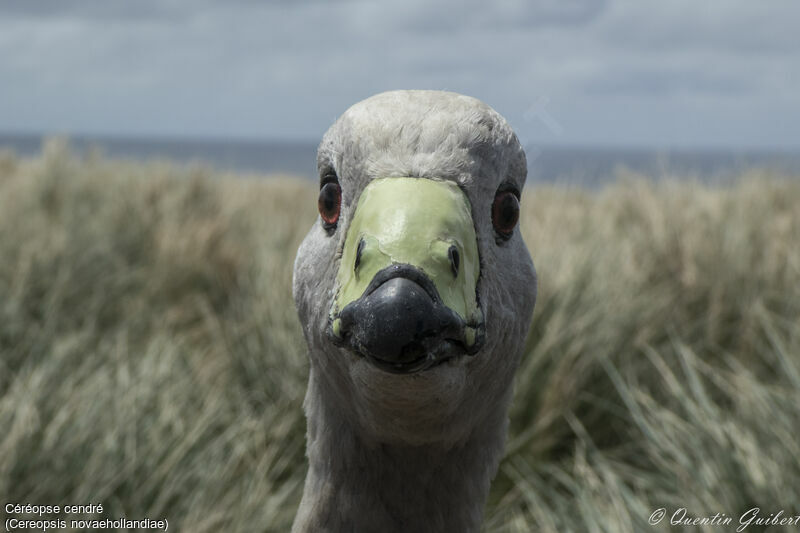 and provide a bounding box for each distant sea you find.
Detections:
[2,133,799,187]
